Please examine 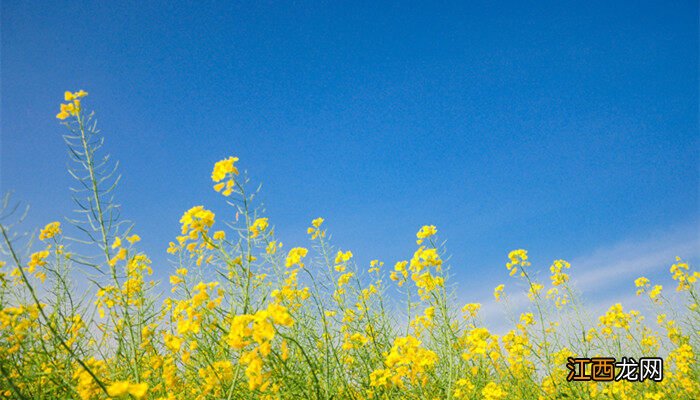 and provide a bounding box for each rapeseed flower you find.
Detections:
[39,222,61,240]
